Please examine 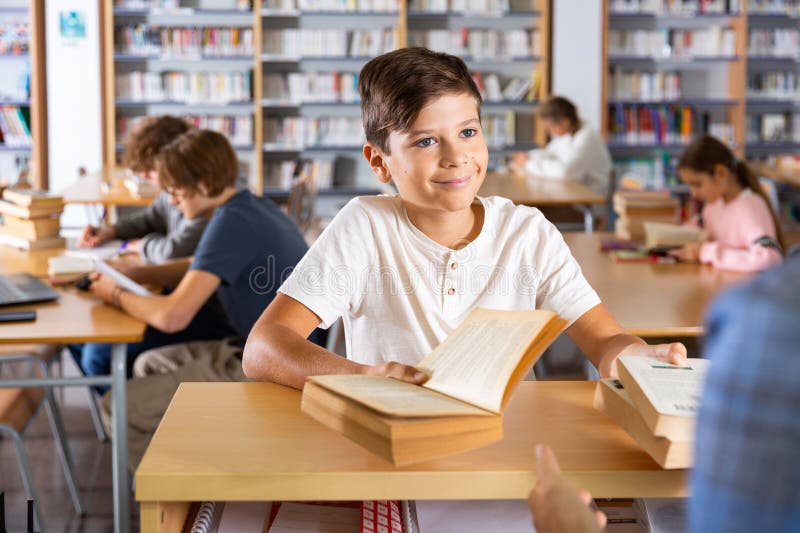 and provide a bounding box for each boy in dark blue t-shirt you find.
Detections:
[90,129,308,343]
[90,129,314,468]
